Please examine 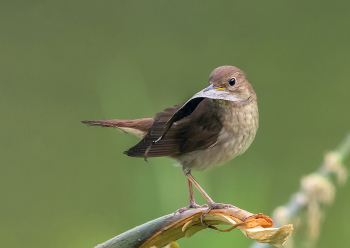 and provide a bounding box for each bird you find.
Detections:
[82,65,258,215]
